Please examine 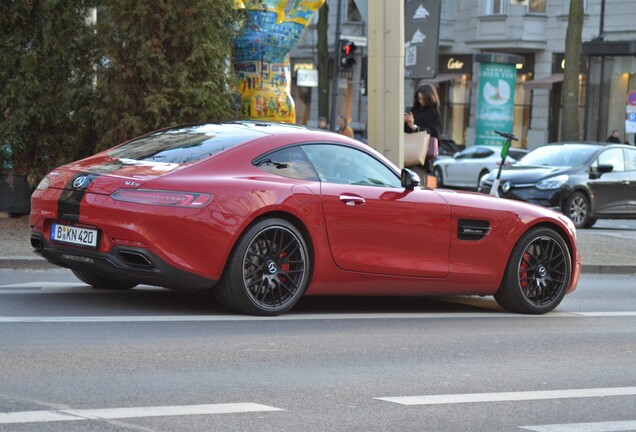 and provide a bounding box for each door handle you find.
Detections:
[339,194,365,206]
[622,180,630,185]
